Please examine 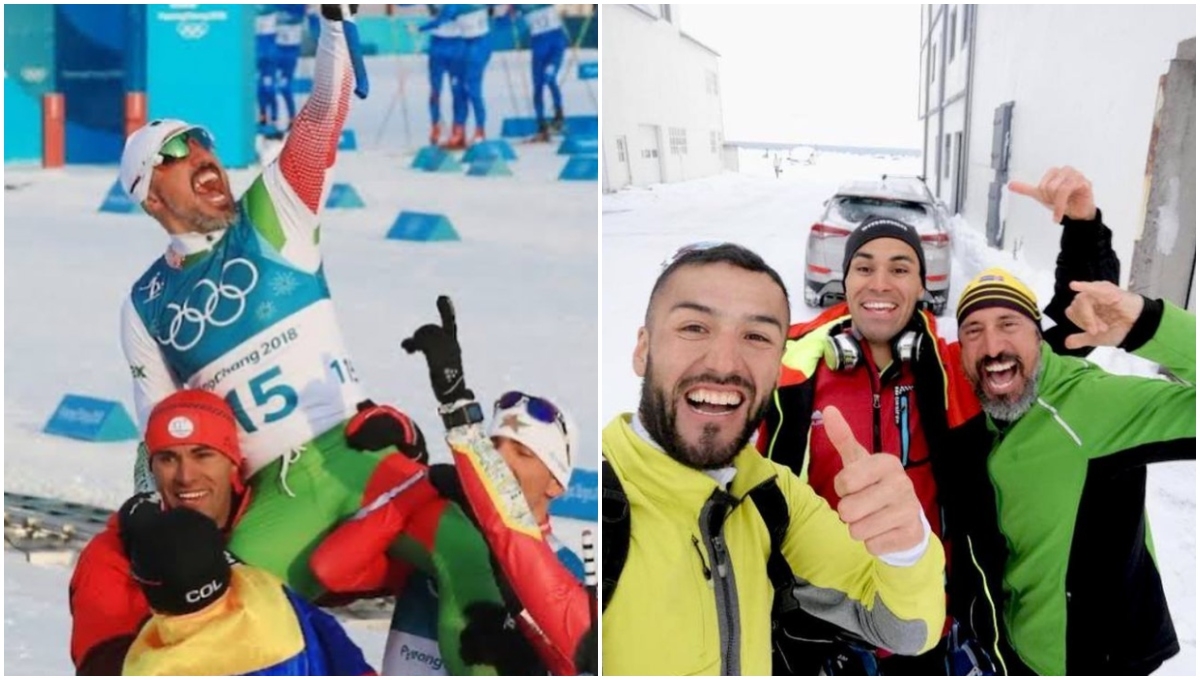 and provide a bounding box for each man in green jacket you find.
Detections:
[939,266,1195,675]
